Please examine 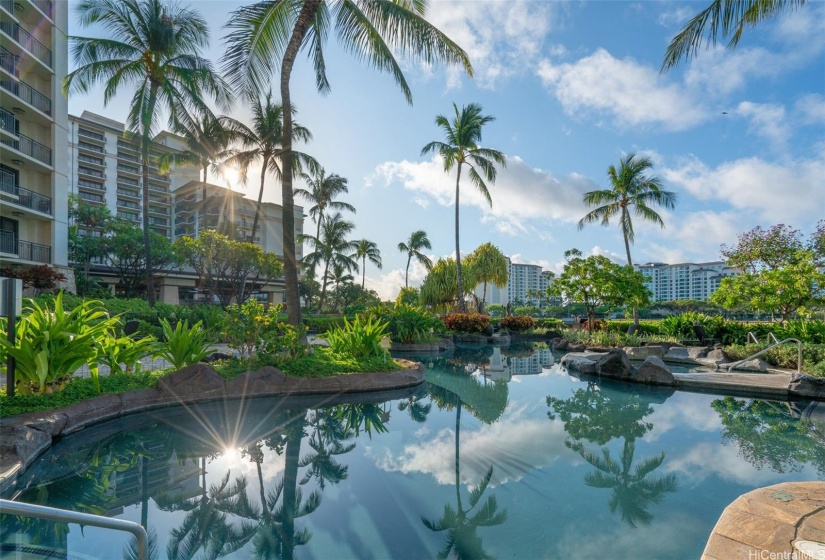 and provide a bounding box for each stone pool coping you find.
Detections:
[0,361,425,495]
[703,481,825,559]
